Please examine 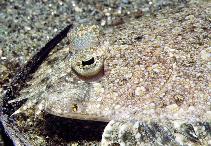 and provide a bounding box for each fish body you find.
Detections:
[10,3,211,145]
